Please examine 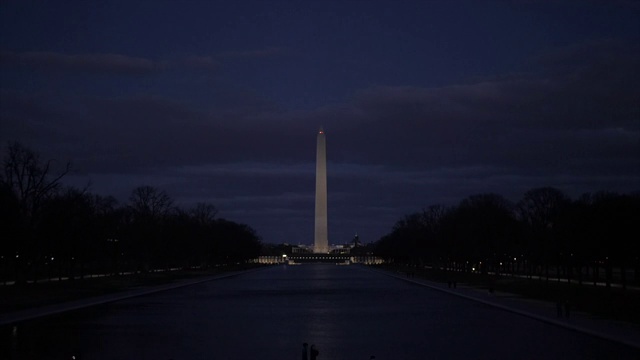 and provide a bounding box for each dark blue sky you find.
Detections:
[1,0,639,245]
